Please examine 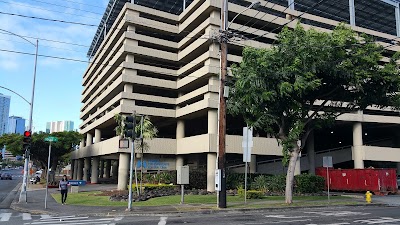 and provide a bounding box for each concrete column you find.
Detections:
[208,109,218,134]
[176,155,184,170]
[353,122,364,169]
[69,160,74,179]
[83,157,91,181]
[294,155,301,175]
[124,83,133,93]
[117,153,130,190]
[79,138,85,148]
[249,155,257,173]
[112,160,119,178]
[176,120,185,139]
[100,160,105,178]
[207,153,217,192]
[307,131,315,174]
[105,159,111,178]
[73,159,78,180]
[86,133,93,146]
[94,129,101,143]
[91,157,99,184]
[77,159,84,180]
